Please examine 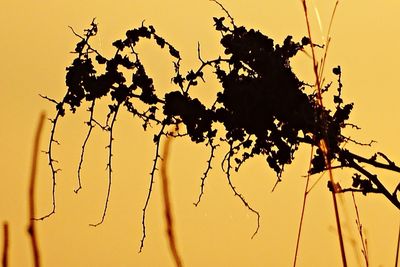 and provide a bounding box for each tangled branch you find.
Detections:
[40,5,400,252]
